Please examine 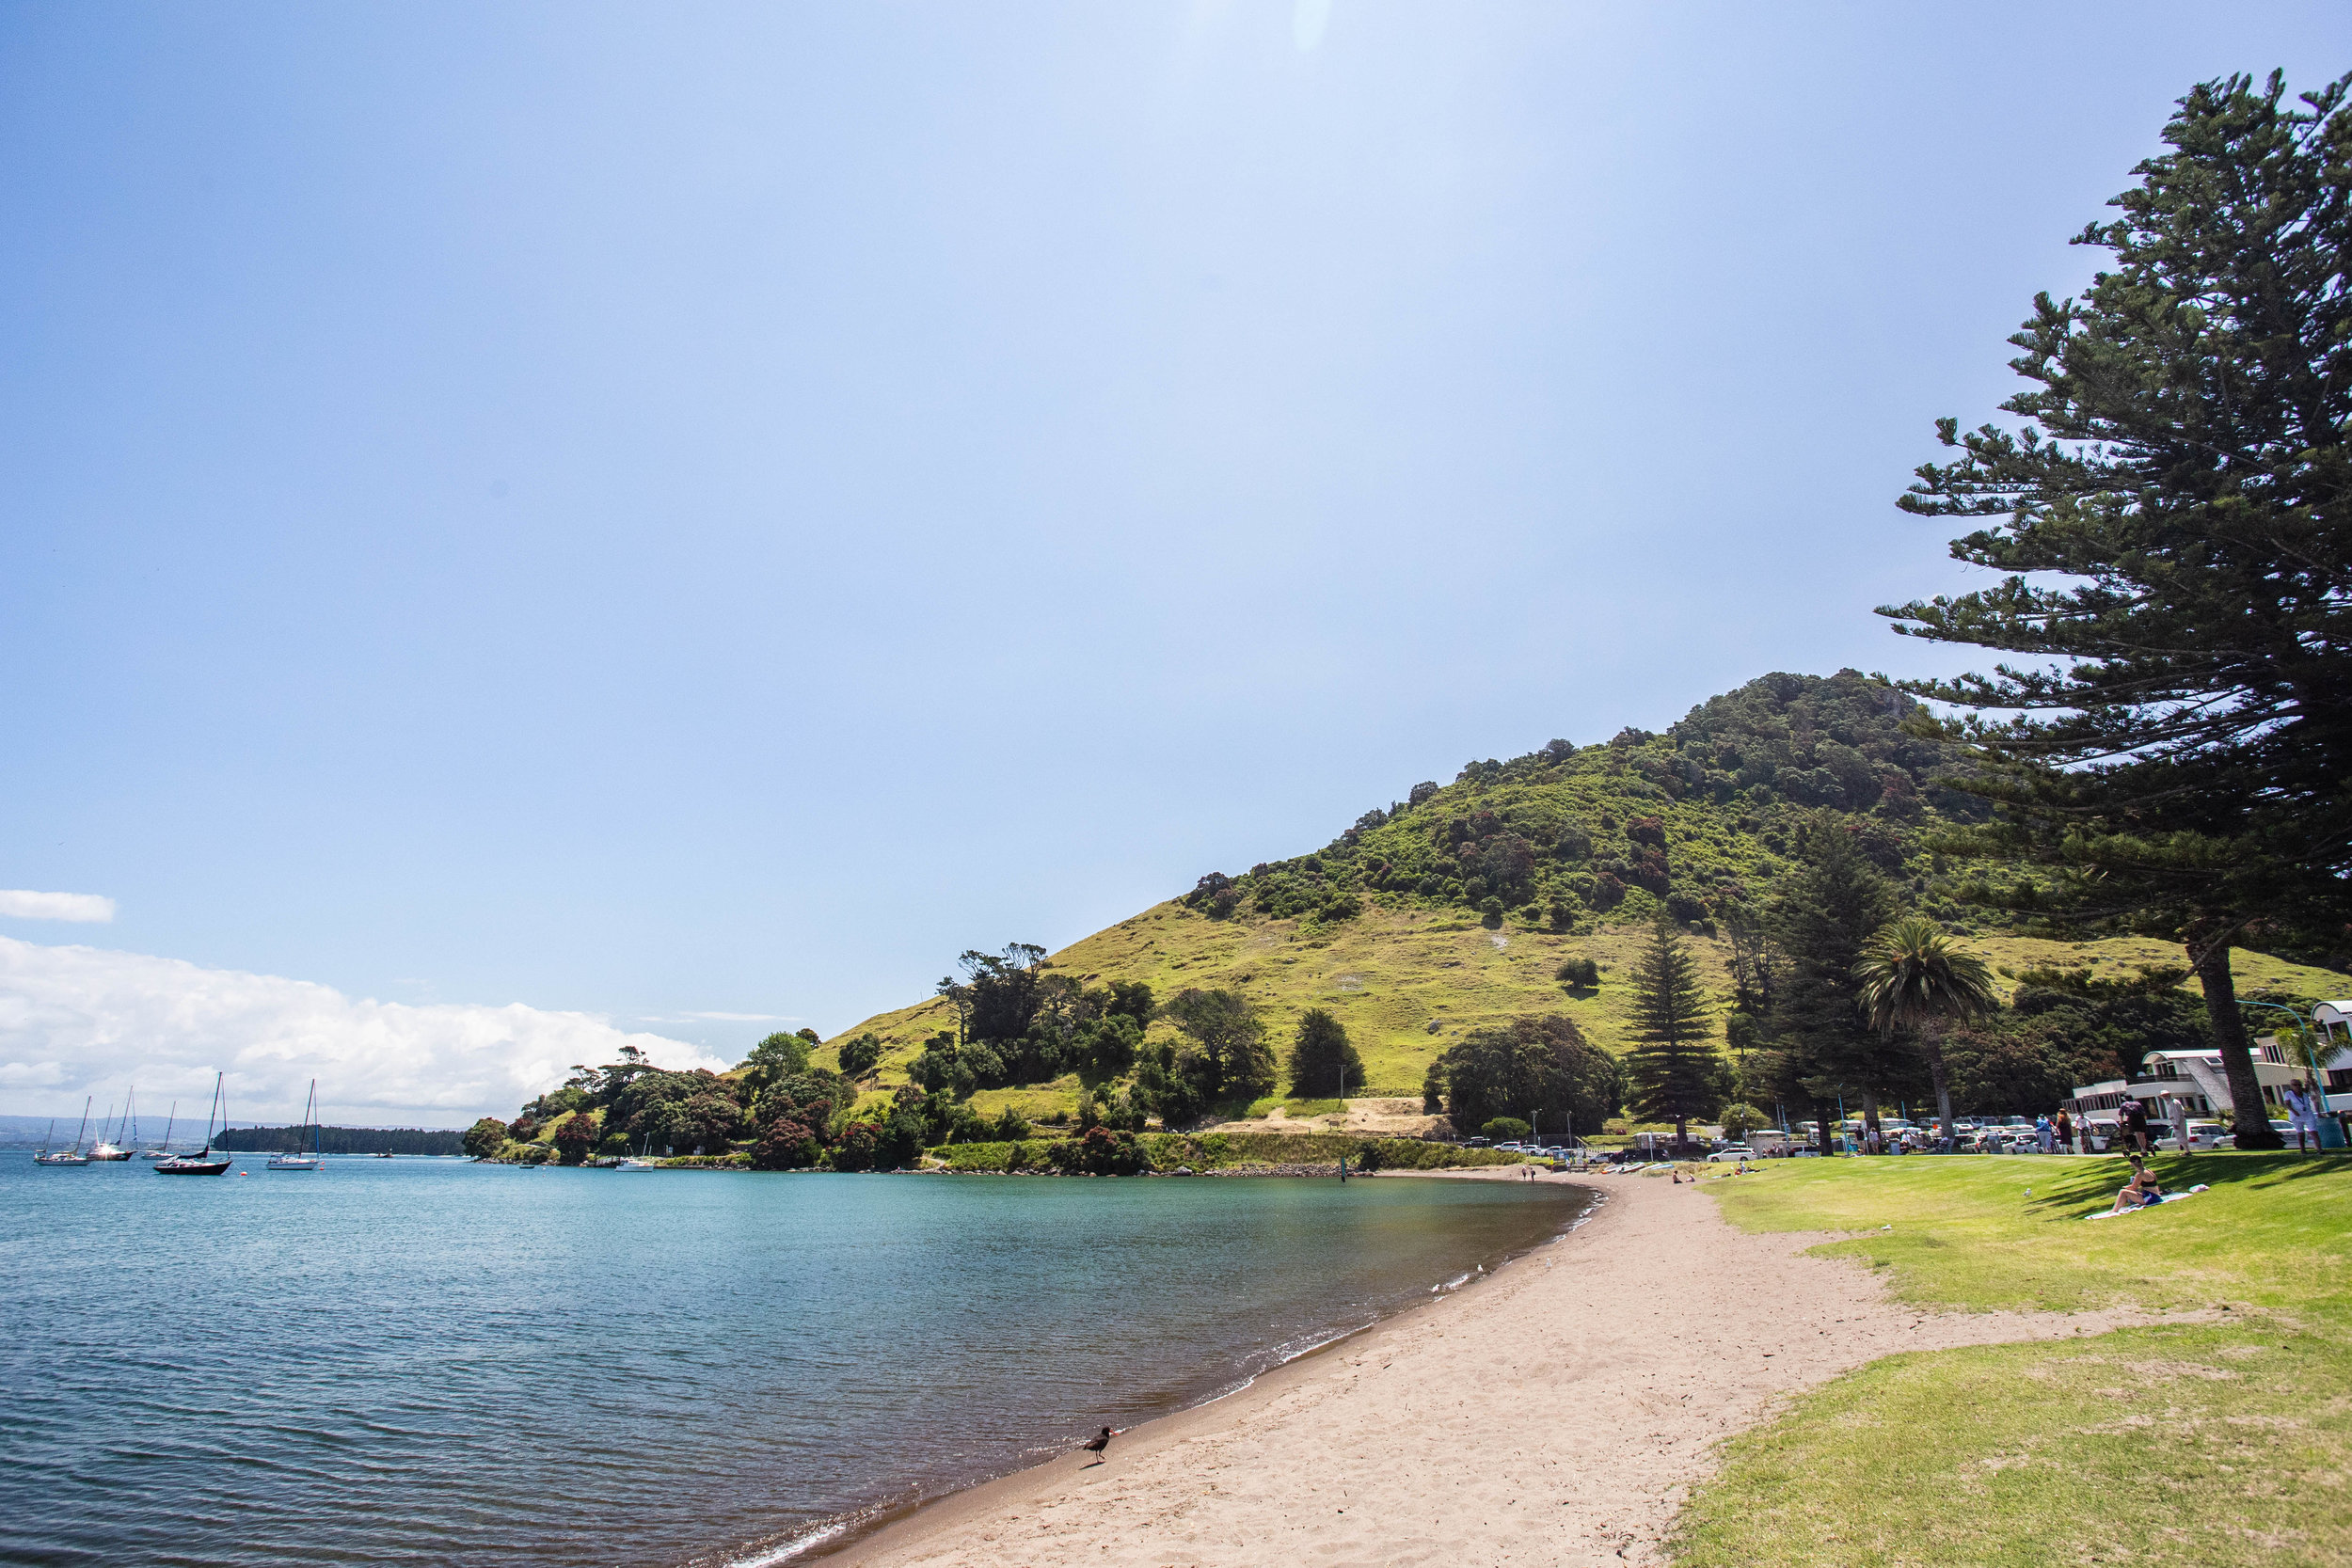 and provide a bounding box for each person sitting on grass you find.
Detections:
[2109,1156,2167,1214]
